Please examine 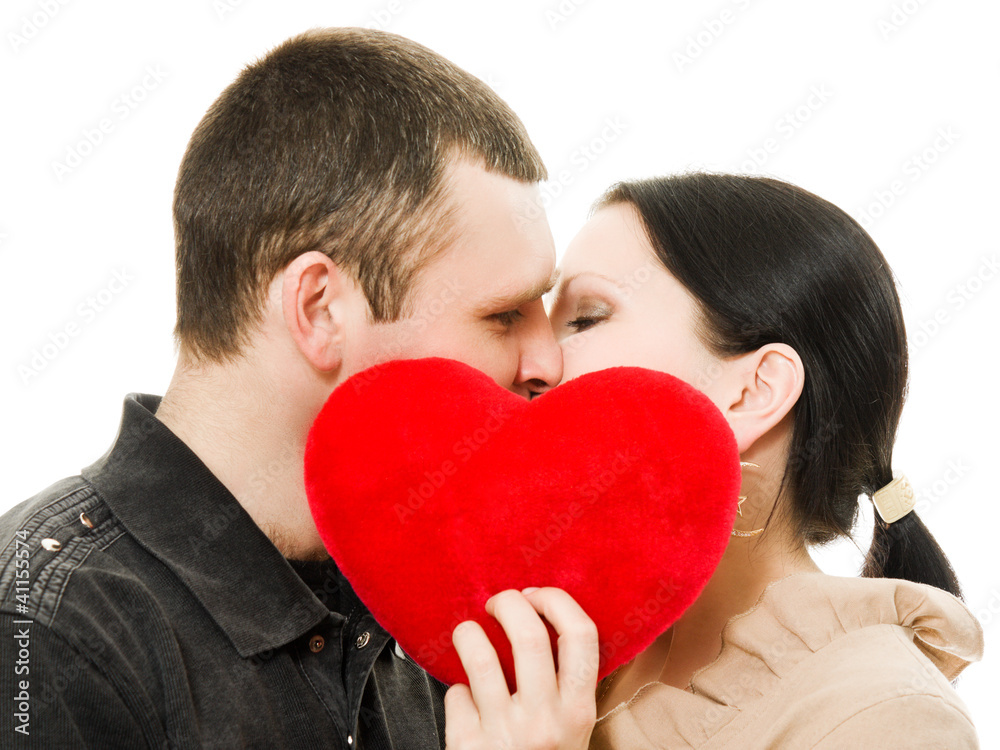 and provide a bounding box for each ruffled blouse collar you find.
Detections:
[597,573,984,733]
